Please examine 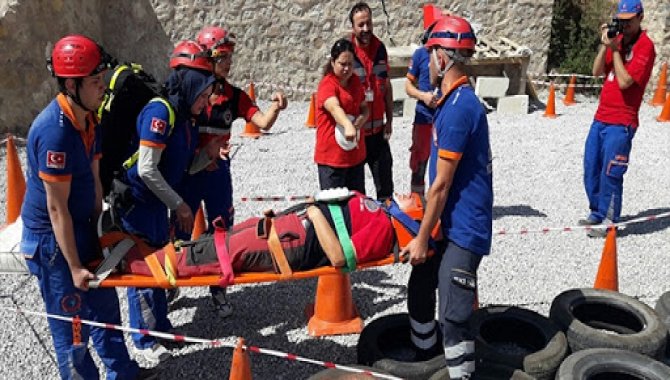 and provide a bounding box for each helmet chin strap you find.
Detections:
[68,82,95,113]
[432,48,455,81]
